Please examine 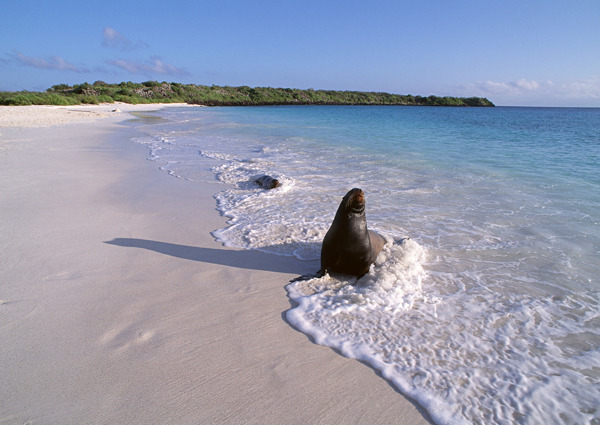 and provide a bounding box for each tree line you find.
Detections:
[0,81,495,107]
